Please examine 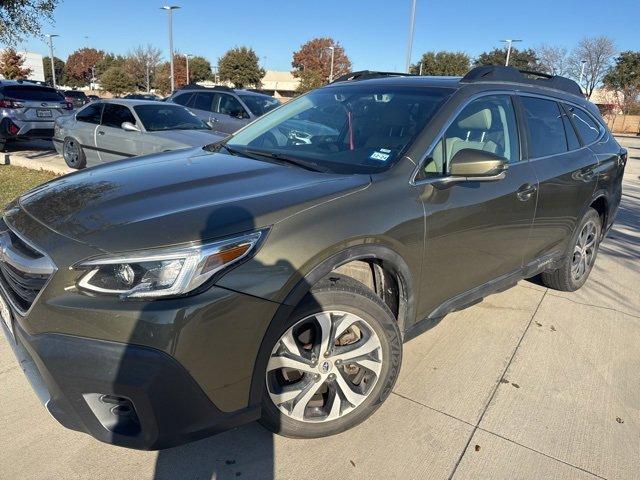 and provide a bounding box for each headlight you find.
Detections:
[74,231,263,299]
